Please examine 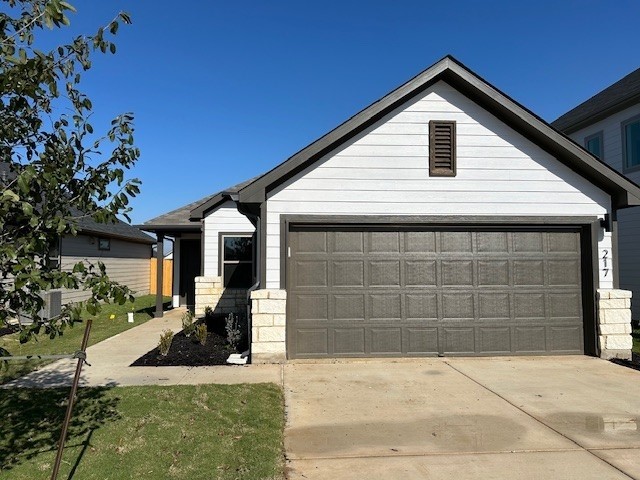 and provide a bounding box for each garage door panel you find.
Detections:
[478,293,510,319]
[549,293,582,319]
[515,326,547,352]
[296,294,329,321]
[288,227,585,358]
[333,260,364,287]
[548,232,579,253]
[514,260,545,286]
[295,260,328,287]
[440,231,473,252]
[333,294,365,320]
[477,232,509,252]
[406,293,438,319]
[442,293,474,319]
[369,260,400,286]
[405,231,436,253]
[369,231,400,253]
[443,327,475,354]
[549,326,583,351]
[296,329,328,356]
[369,294,402,320]
[513,232,544,252]
[407,328,439,354]
[514,293,546,319]
[334,328,365,354]
[405,260,437,286]
[333,231,364,253]
[479,327,511,353]
[297,231,328,253]
[478,260,510,286]
[442,260,474,286]
[370,328,402,354]
[548,260,581,286]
